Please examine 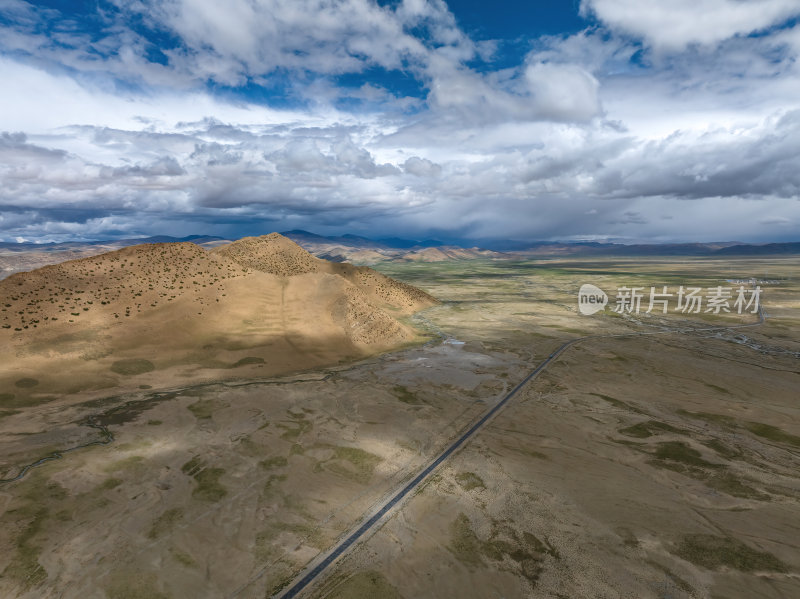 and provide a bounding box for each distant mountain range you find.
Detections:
[2,232,799,276]
[280,232,800,259]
